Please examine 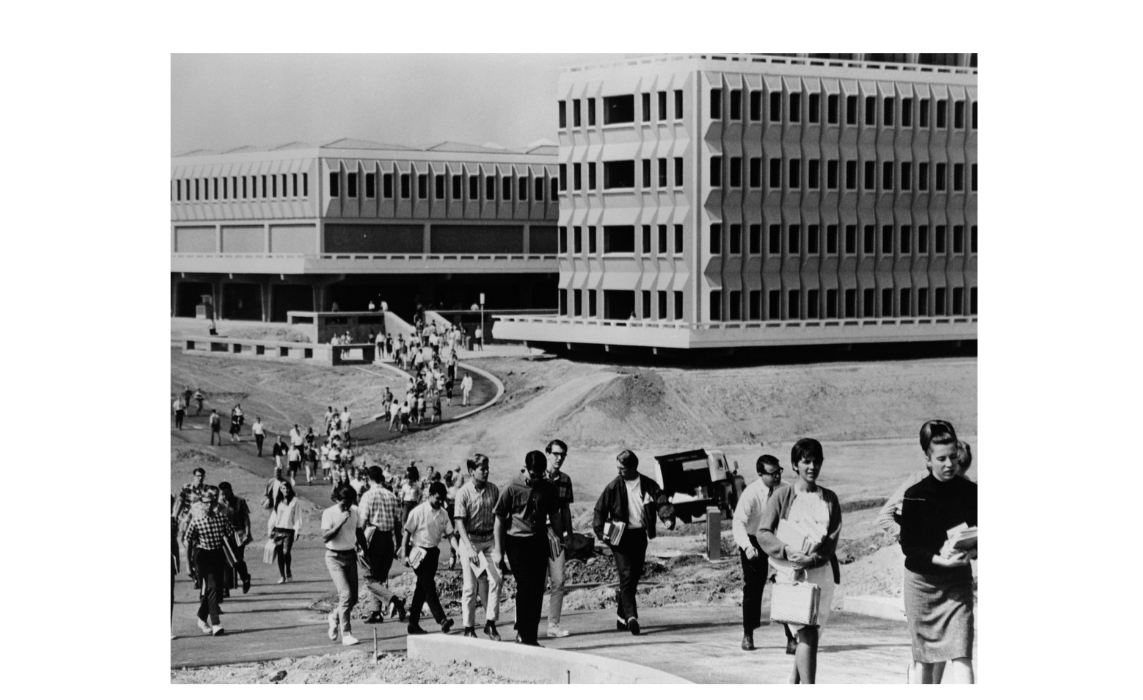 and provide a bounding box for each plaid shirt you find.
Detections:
[548,470,574,506]
[359,485,401,532]
[185,507,235,551]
